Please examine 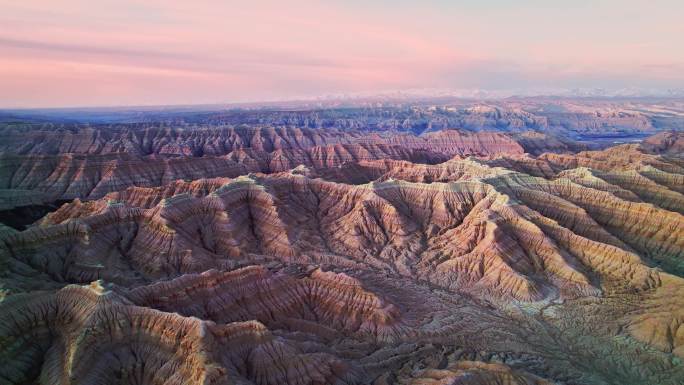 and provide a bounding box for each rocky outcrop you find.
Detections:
[127,266,405,342]
[640,131,684,155]
[0,153,249,204]
[0,281,361,385]
[385,130,525,157]
[513,131,587,155]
